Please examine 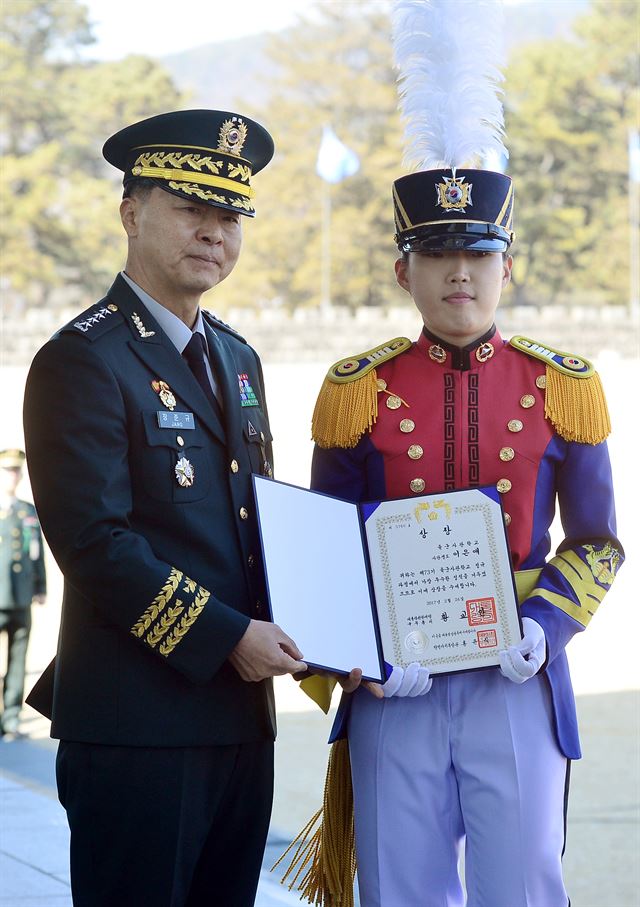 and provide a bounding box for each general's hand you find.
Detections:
[228,620,306,682]
[383,662,432,698]
[498,617,546,684]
